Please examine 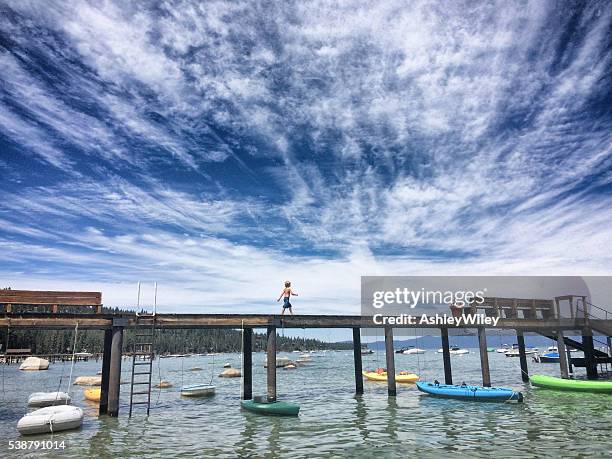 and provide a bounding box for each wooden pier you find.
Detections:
[2,291,611,417]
